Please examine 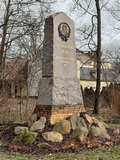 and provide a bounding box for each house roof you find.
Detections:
[80,68,97,81]
[80,67,120,82]
[76,49,97,61]
[84,51,97,61]
[1,59,27,80]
